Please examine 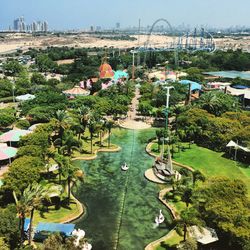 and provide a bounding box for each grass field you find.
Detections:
[173,144,250,195]
[33,200,82,225]
[155,230,183,250]
[151,142,250,195]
